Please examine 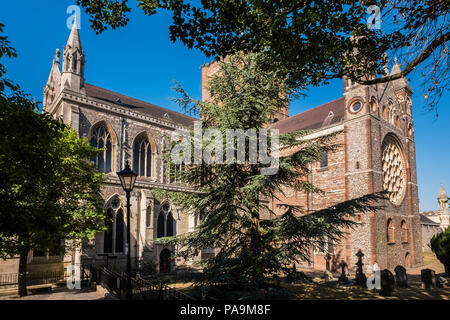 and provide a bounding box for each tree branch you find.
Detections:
[358,31,450,85]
